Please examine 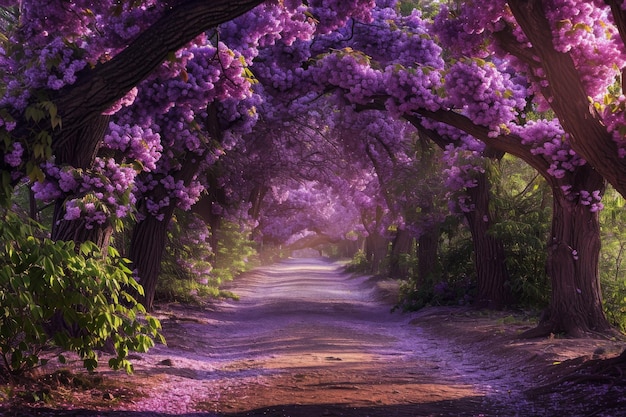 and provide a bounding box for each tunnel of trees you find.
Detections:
[2,0,626,374]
